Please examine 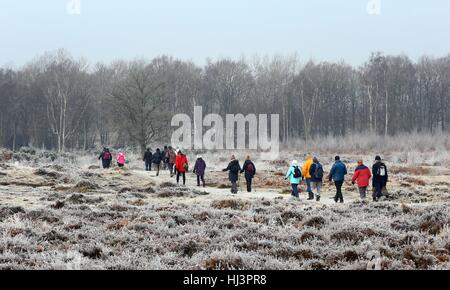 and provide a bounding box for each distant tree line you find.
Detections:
[0,49,449,152]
